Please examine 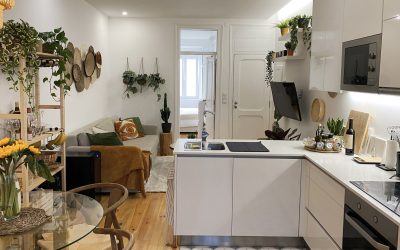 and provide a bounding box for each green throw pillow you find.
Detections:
[125,117,144,136]
[87,132,123,146]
